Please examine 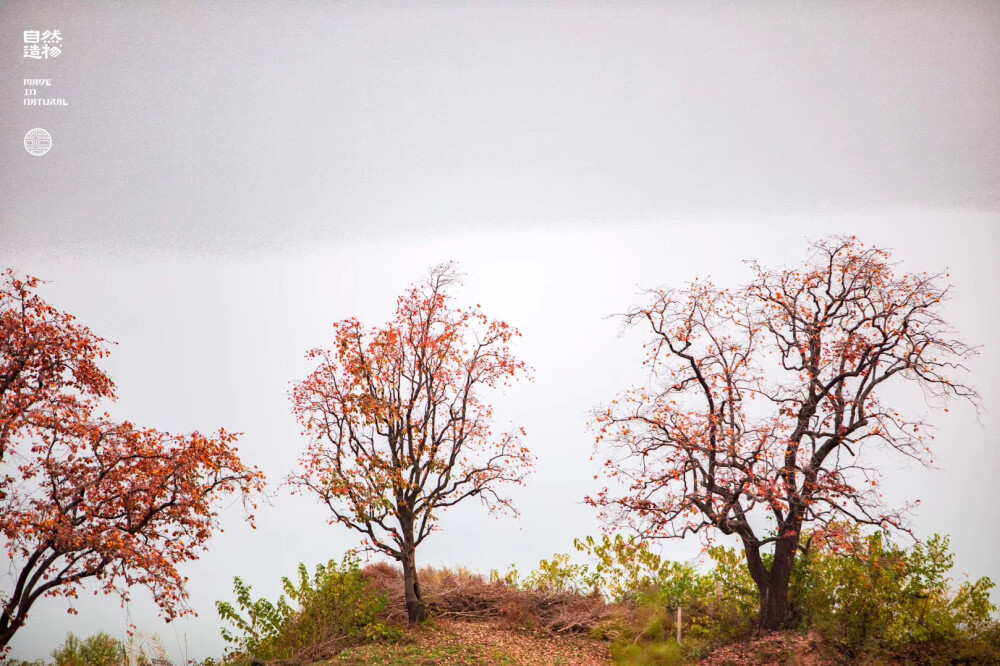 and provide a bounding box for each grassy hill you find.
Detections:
[208,533,999,666]
[23,532,998,665]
